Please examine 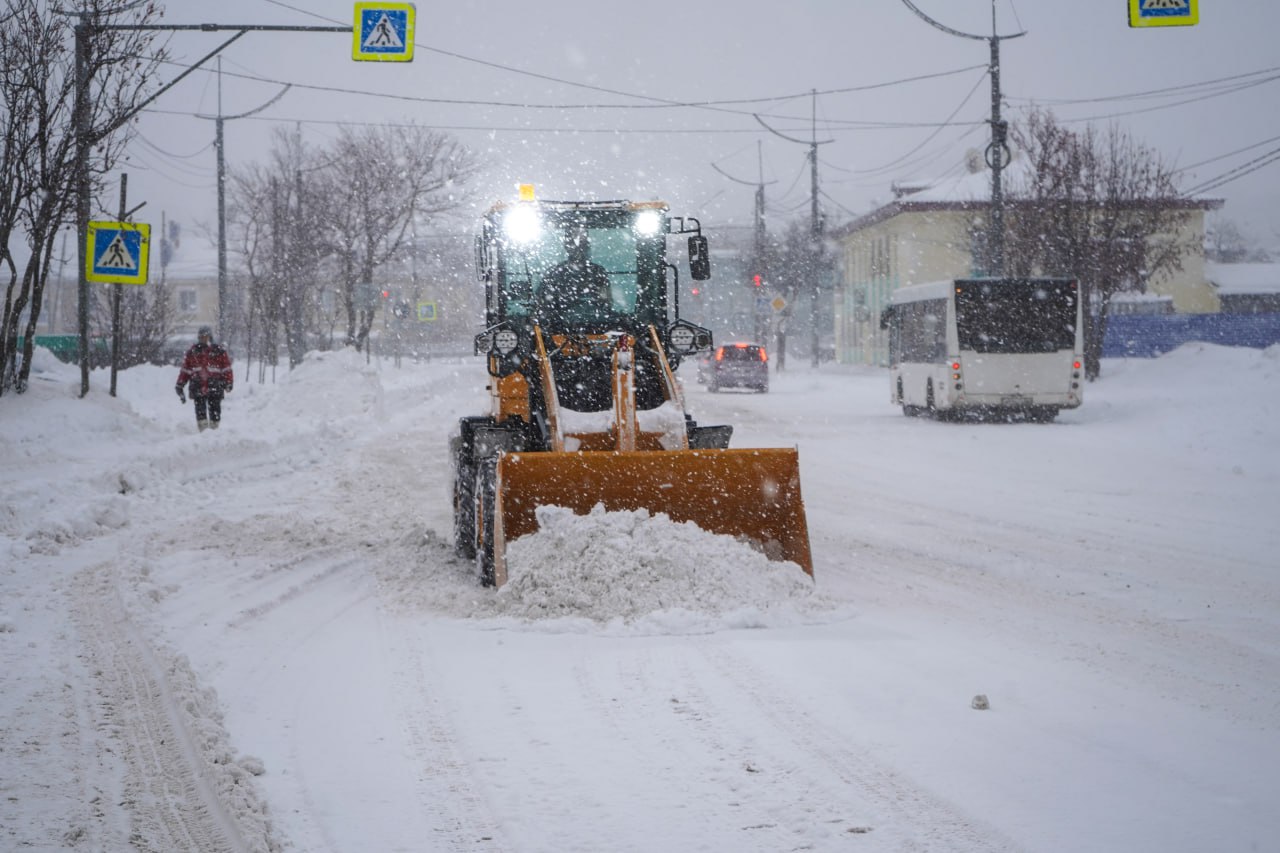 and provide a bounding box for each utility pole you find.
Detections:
[755,92,833,367]
[900,0,1025,276]
[711,141,776,342]
[203,60,290,346]
[73,13,92,396]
